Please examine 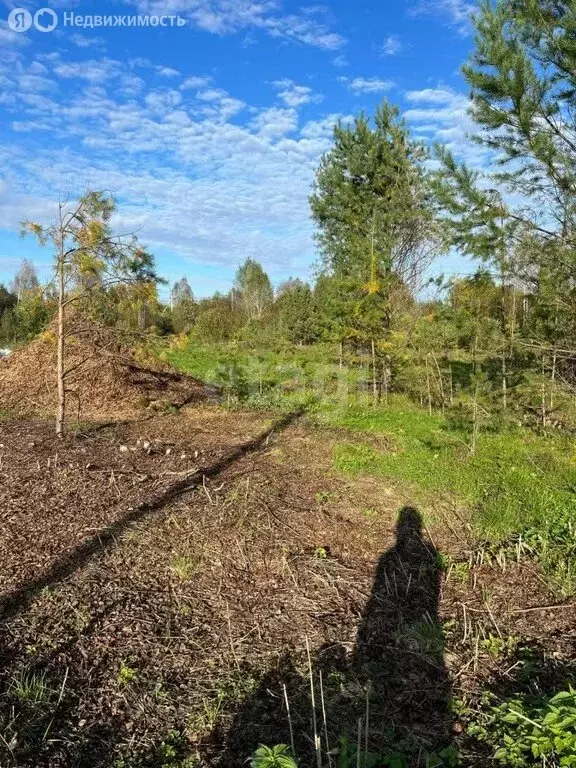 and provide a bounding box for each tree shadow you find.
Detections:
[217,506,453,766]
[0,407,304,625]
[0,409,305,767]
